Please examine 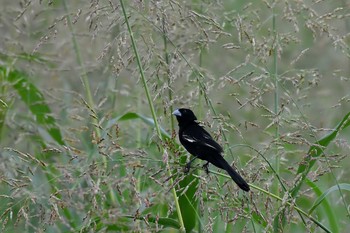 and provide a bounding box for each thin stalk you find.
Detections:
[271,6,305,230]
[197,44,205,233]
[61,1,100,138]
[136,95,142,148]
[119,1,185,231]
[198,45,204,119]
[272,7,280,187]
[62,0,115,207]
[162,15,174,132]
